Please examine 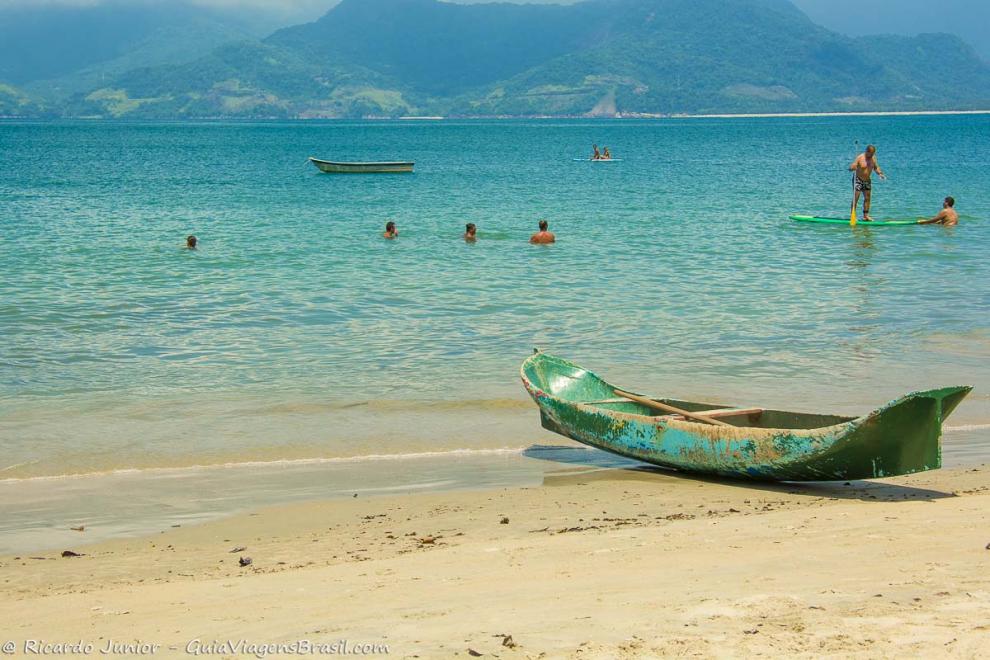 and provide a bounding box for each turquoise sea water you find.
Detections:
[2,116,989,479]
